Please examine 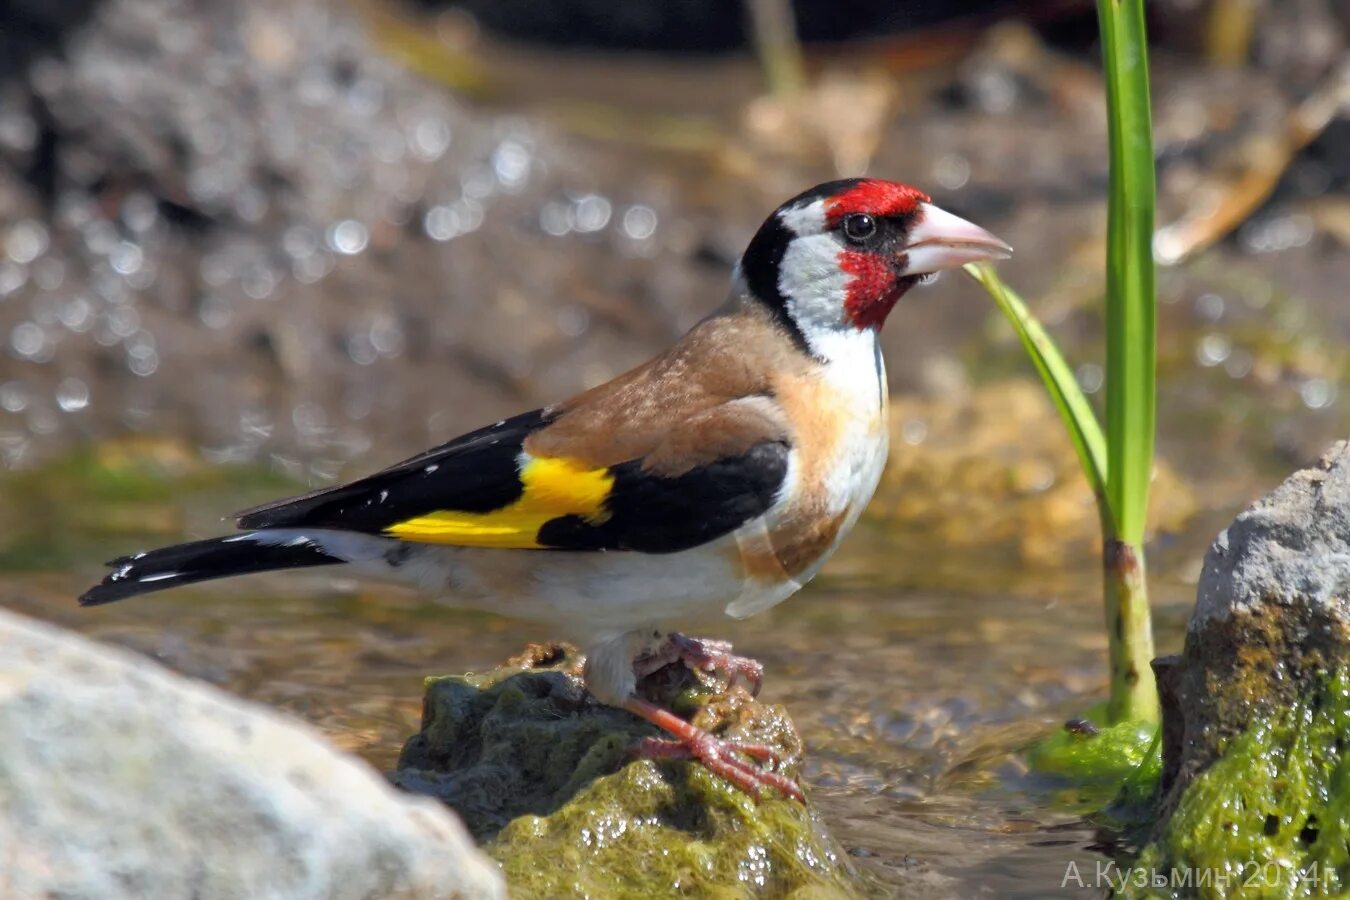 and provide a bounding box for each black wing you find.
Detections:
[237,408,551,531]
[537,440,789,553]
[235,407,790,554]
